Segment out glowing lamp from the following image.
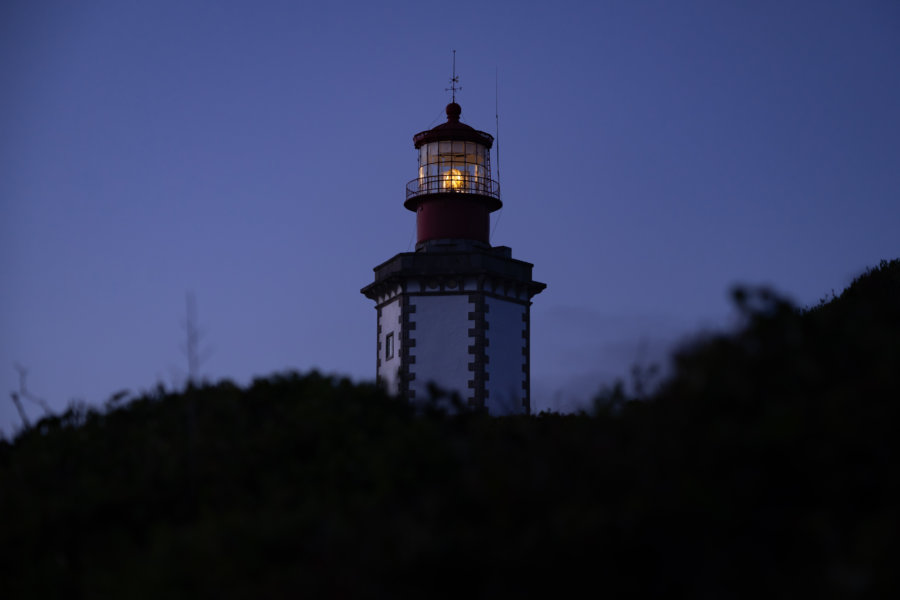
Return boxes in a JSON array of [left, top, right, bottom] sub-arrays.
[[443, 168, 466, 191]]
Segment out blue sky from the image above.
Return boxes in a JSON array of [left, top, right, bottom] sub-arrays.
[[2, 0, 899, 432]]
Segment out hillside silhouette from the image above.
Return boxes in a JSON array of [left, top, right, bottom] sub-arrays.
[[2, 259, 898, 598]]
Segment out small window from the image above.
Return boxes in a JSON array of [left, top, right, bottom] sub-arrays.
[[385, 332, 394, 360]]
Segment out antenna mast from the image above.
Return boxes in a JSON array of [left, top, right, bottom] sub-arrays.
[[491, 68, 504, 242], [446, 50, 461, 102], [495, 67, 501, 190]]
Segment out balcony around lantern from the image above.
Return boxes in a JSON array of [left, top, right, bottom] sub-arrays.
[[406, 173, 501, 203]]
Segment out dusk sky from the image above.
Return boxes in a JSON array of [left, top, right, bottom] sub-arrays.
[[2, 1, 898, 433]]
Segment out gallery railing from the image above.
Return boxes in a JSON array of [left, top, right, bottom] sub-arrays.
[[406, 175, 500, 201]]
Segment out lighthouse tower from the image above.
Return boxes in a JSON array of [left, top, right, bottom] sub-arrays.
[[361, 98, 545, 415]]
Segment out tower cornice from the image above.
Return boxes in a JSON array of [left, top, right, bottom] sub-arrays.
[[361, 248, 546, 302]]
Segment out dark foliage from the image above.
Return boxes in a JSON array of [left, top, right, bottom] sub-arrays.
[[1, 260, 898, 598]]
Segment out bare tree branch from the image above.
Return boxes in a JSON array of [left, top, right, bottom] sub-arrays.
[[13, 363, 52, 414], [9, 392, 30, 430], [181, 292, 212, 388]]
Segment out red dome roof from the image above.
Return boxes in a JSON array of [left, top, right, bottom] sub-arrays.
[[412, 103, 494, 149]]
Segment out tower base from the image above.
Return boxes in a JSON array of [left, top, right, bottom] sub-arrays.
[[361, 244, 545, 415]]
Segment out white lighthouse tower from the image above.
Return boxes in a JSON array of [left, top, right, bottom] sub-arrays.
[[361, 96, 545, 415]]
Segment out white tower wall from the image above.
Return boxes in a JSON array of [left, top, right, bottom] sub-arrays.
[[408, 295, 474, 403], [485, 296, 528, 414], [376, 295, 403, 395]]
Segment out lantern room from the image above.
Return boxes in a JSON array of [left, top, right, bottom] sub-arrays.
[[404, 102, 501, 246], [416, 139, 490, 195]]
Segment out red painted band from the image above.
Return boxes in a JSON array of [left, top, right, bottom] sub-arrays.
[[416, 197, 490, 244]]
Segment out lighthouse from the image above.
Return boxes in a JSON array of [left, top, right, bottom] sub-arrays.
[[361, 97, 545, 415]]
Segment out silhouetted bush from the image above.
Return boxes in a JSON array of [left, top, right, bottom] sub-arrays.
[[1, 260, 897, 598]]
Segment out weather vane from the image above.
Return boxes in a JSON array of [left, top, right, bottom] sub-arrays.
[[446, 49, 461, 103]]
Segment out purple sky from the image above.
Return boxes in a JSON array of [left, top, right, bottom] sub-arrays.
[[2, 1, 899, 432]]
